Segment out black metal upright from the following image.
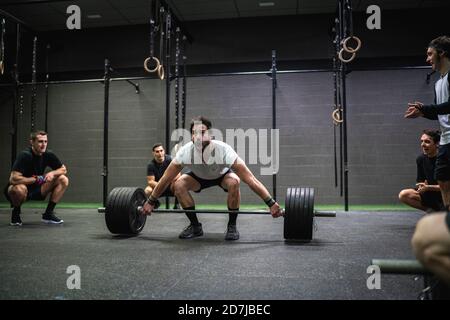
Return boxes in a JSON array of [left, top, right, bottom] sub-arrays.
[[332, 17, 340, 191], [164, 12, 171, 154], [102, 58, 111, 207], [271, 50, 277, 201], [181, 35, 187, 130], [30, 36, 37, 132], [164, 12, 172, 209], [336, 13, 344, 198], [338, 0, 349, 211], [174, 27, 180, 130], [11, 23, 20, 168], [44, 44, 50, 133], [332, 56, 338, 189], [341, 67, 349, 211], [343, 5, 349, 212]]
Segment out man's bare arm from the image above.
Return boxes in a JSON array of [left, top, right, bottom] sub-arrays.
[[231, 158, 282, 217], [150, 162, 183, 199], [231, 158, 271, 200], [147, 176, 157, 189], [9, 171, 36, 185]]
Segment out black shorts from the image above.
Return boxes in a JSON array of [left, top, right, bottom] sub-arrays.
[[435, 143, 450, 181], [27, 186, 45, 201], [3, 184, 45, 203], [420, 191, 444, 211], [185, 170, 231, 193]]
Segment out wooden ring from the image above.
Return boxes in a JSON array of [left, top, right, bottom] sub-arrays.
[[332, 109, 343, 124], [158, 64, 165, 80], [342, 36, 361, 54], [338, 48, 356, 63], [144, 56, 160, 73]]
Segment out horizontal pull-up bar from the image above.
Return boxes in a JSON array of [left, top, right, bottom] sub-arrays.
[[1, 65, 432, 87], [108, 66, 140, 94]]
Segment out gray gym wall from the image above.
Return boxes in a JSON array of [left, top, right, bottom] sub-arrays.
[[0, 8, 444, 205], [0, 68, 437, 205]]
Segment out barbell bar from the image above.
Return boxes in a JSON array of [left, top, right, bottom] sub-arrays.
[[370, 259, 430, 275], [99, 186, 336, 241], [98, 207, 335, 217]]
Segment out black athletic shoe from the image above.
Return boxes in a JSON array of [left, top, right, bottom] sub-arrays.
[[225, 224, 239, 241], [42, 212, 64, 224], [10, 212, 22, 226], [179, 223, 203, 239]]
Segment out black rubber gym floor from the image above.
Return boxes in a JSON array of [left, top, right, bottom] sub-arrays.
[[0, 208, 424, 300]]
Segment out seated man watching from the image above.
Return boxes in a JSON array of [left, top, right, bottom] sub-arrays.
[[145, 143, 180, 207], [4, 130, 69, 226], [399, 129, 443, 212], [141, 116, 283, 241]]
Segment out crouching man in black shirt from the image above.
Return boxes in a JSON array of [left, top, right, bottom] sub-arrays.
[[399, 129, 444, 212], [4, 130, 69, 226], [145, 143, 180, 204]]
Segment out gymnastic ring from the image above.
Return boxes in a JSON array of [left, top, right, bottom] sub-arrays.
[[342, 36, 361, 54], [338, 48, 356, 63], [0, 61, 3, 75], [144, 56, 160, 73], [157, 64, 165, 80], [332, 109, 343, 124]]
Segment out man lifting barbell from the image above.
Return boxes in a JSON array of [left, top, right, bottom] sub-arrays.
[[141, 116, 283, 241]]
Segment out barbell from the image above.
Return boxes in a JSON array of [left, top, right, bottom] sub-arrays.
[[370, 259, 450, 300], [98, 186, 336, 242], [371, 259, 430, 275]]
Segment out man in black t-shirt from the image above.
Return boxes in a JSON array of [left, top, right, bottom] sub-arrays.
[[399, 129, 443, 212], [145, 143, 180, 200], [4, 130, 69, 226]]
